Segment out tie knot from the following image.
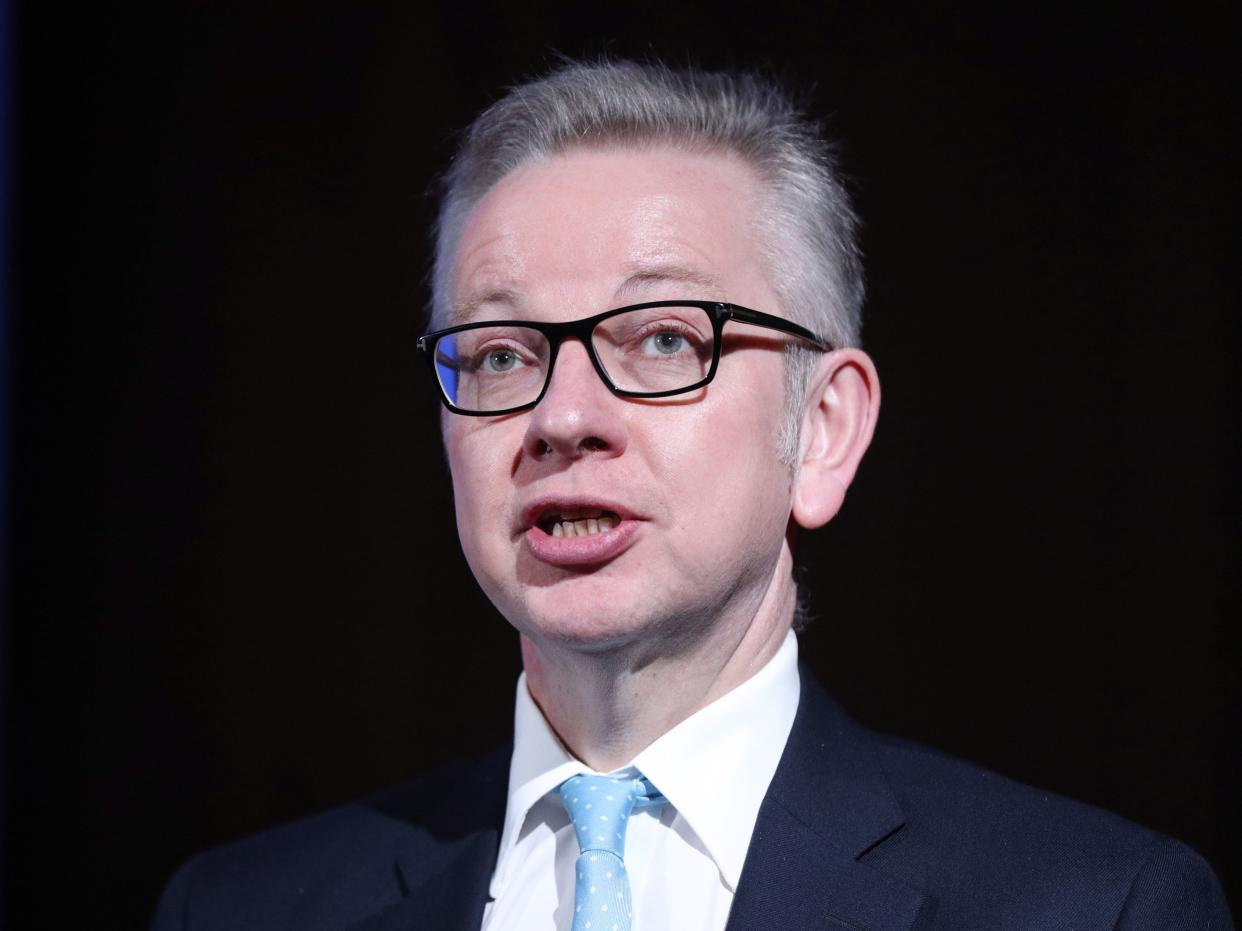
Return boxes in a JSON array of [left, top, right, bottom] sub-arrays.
[[557, 772, 664, 858]]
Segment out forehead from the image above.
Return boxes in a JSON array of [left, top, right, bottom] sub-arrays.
[[448, 145, 772, 324]]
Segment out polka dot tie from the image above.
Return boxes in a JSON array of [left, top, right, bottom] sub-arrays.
[[558, 772, 666, 931]]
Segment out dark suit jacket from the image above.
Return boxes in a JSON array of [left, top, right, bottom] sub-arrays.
[[152, 673, 1234, 930]]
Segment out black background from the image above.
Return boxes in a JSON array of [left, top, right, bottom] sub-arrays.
[[4, 2, 1237, 928]]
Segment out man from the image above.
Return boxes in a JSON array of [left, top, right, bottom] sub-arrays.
[[152, 60, 1232, 931]]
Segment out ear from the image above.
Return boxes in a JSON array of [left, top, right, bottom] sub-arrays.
[[791, 348, 880, 529]]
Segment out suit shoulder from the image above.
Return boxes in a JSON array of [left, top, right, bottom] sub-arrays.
[[151, 745, 509, 931], [1114, 834, 1235, 930], [187, 744, 506, 880], [858, 732, 1232, 928], [865, 729, 1168, 862], [868, 731, 1157, 846]]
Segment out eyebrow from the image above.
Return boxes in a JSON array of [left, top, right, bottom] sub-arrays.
[[614, 264, 724, 300], [448, 288, 520, 326], [446, 263, 724, 326]]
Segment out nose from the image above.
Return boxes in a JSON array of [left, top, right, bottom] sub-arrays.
[[523, 339, 628, 462]]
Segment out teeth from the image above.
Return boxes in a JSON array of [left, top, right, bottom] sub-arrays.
[[547, 514, 619, 537], [554, 507, 604, 521]]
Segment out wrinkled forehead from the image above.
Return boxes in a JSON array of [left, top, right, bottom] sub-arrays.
[[440, 145, 773, 327]]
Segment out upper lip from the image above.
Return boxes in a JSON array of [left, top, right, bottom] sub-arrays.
[[518, 495, 639, 534]]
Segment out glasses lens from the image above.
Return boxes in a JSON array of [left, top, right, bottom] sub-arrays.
[[592, 305, 716, 394], [433, 325, 551, 412]]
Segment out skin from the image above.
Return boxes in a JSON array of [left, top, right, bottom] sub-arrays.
[[443, 145, 879, 771]]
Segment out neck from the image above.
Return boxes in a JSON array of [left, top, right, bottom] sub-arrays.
[[520, 549, 797, 772]]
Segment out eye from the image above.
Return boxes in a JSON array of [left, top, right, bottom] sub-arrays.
[[482, 348, 522, 372], [642, 329, 690, 356]]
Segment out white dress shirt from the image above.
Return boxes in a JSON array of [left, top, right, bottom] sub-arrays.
[[480, 631, 801, 931]]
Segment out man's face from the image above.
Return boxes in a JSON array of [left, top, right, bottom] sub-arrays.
[[443, 146, 799, 651]]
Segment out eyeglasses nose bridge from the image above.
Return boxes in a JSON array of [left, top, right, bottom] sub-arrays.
[[540, 329, 613, 399]]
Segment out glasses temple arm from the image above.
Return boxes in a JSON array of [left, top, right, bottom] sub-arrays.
[[723, 304, 832, 350]]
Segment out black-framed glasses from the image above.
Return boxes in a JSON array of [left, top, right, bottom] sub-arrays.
[[416, 300, 831, 416]]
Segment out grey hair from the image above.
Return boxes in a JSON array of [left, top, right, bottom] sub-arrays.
[[431, 59, 865, 463]]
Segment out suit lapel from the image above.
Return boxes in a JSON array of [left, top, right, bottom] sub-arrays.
[[726, 673, 936, 931], [344, 674, 934, 931], [348, 830, 499, 931], [348, 744, 510, 931]]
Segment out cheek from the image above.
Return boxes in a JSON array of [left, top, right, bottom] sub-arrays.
[[713, 372, 792, 533], [445, 425, 517, 559], [645, 382, 790, 549]]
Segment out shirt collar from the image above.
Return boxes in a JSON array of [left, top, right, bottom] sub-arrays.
[[490, 631, 801, 897]]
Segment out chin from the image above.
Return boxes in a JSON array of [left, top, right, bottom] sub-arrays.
[[515, 585, 726, 664], [521, 605, 647, 650], [504, 586, 667, 654]]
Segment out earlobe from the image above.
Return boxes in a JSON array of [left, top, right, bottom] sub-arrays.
[[790, 349, 880, 530], [792, 469, 848, 529]]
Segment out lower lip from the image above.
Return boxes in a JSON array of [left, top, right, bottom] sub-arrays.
[[523, 519, 641, 567]]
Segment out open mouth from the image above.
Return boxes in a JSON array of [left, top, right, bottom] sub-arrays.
[[521, 499, 640, 566], [537, 507, 621, 538]]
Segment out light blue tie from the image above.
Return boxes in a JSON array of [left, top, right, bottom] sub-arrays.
[[558, 772, 666, 931]]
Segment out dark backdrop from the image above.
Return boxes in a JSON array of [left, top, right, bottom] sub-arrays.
[[5, 2, 1237, 928]]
